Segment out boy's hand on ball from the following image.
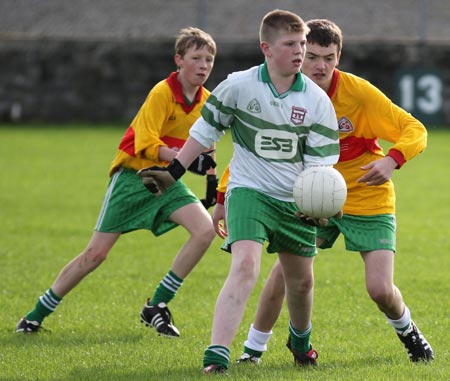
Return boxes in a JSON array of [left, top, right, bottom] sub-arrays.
[[295, 212, 329, 227], [334, 210, 343, 219], [295, 210, 343, 227]]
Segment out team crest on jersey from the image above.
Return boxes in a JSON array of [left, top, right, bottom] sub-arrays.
[[247, 98, 261, 113], [291, 106, 307, 125], [338, 117, 354, 132]]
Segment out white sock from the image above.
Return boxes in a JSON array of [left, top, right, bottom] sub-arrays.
[[386, 305, 411, 333], [244, 324, 273, 352]]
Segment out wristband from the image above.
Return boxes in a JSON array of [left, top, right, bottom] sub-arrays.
[[216, 191, 226, 205], [167, 158, 186, 180], [387, 149, 405, 169]]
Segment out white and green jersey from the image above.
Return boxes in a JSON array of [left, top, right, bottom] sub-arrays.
[[190, 63, 339, 201]]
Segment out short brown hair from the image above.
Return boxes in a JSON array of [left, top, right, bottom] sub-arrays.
[[260, 9, 308, 43], [306, 19, 343, 52], [175, 27, 217, 57]]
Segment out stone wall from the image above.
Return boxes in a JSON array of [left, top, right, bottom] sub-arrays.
[[0, 38, 449, 126]]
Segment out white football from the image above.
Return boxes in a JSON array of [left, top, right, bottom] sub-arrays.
[[293, 166, 347, 218]]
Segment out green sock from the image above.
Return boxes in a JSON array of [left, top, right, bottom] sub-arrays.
[[289, 321, 312, 353], [26, 288, 62, 324], [203, 345, 230, 368], [244, 346, 263, 358], [149, 270, 183, 305]]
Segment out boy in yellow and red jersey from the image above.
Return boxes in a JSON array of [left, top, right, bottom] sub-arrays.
[[16, 27, 218, 337], [213, 19, 433, 364]]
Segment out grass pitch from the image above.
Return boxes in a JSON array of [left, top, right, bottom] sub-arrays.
[[0, 125, 449, 380]]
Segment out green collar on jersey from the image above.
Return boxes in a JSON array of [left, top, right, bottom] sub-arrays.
[[259, 62, 306, 96]]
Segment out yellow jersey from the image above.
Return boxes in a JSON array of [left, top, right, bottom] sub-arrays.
[[109, 72, 210, 176], [218, 69, 427, 215]]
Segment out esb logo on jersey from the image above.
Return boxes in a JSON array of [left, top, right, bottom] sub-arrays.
[[291, 106, 307, 125], [255, 129, 298, 160]]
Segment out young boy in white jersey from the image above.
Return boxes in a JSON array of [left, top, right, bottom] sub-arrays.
[[137, 10, 340, 373], [233, 19, 434, 365]]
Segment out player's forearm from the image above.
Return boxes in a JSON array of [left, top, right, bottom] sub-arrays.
[[157, 145, 178, 163], [176, 137, 210, 169]]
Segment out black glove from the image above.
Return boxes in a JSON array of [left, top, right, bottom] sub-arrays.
[[188, 151, 217, 175], [201, 175, 219, 209], [137, 158, 186, 195]]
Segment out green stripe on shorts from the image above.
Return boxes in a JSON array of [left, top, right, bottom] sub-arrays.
[[225, 187, 317, 256], [95, 168, 199, 236]]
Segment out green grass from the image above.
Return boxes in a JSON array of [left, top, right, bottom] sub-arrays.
[[0, 125, 449, 380]]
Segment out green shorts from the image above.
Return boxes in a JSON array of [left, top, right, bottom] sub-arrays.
[[224, 187, 317, 257], [95, 167, 199, 236], [317, 214, 396, 252]]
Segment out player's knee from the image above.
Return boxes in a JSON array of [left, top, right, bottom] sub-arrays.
[[192, 220, 216, 243], [235, 256, 260, 282], [367, 284, 394, 306], [288, 275, 313, 296], [300, 276, 314, 293]]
